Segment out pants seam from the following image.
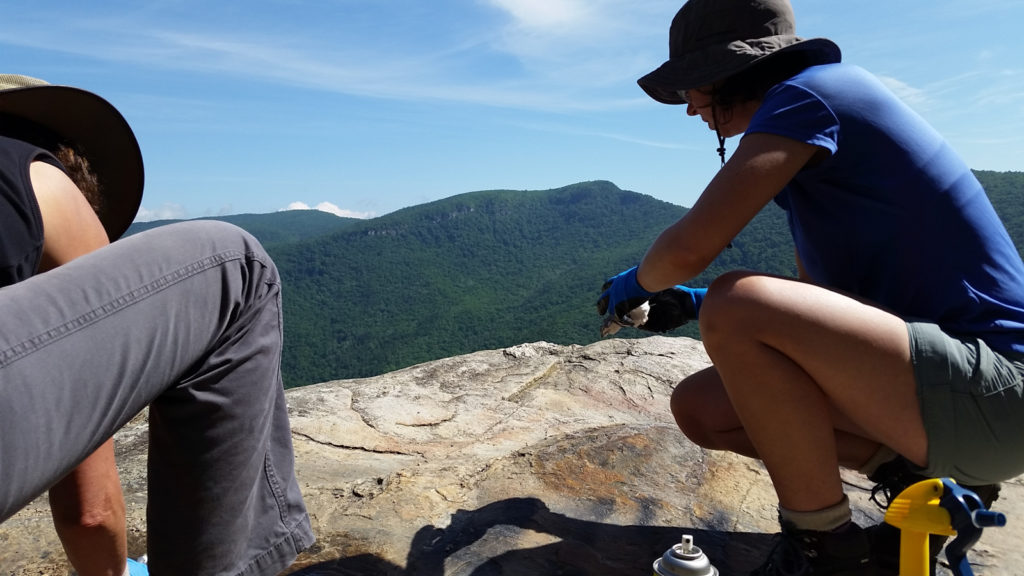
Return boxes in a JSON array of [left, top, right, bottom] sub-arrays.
[[0, 249, 247, 368]]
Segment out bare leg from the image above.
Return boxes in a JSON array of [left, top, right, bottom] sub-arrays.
[[672, 367, 885, 469], [671, 367, 758, 458], [694, 271, 926, 512]]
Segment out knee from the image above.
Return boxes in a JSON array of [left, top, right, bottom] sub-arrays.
[[165, 221, 282, 342], [699, 271, 776, 346], [179, 220, 269, 257], [178, 220, 279, 285], [670, 379, 718, 449]]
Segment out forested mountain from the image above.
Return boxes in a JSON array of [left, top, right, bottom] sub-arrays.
[[269, 181, 798, 386], [977, 170, 1024, 258], [130, 172, 1024, 388], [126, 210, 360, 246]]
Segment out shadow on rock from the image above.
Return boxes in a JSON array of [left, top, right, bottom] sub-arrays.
[[291, 497, 776, 575]]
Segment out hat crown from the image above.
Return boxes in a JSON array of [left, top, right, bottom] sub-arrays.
[[0, 74, 50, 92], [669, 0, 797, 59], [636, 0, 838, 105], [0, 74, 144, 240]]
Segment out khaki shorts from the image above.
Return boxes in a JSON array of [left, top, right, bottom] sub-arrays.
[[910, 321, 1024, 484]]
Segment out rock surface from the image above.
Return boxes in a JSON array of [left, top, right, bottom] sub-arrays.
[[2, 336, 1021, 575]]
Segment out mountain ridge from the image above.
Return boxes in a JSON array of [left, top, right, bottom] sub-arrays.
[[126, 172, 1024, 387]]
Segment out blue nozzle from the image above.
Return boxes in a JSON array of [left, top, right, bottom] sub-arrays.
[[939, 478, 1007, 576], [971, 509, 1006, 528]]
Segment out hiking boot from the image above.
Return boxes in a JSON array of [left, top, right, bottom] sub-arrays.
[[751, 520, 873, 575], [864, 457, 1001, 576], [867, 522, 943, 576]]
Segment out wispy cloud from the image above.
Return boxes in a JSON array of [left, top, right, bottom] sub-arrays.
[[484, 0, 594, 31], [877, 75, 931, 110], [480, 0, 673, 85], [135, 203, 187, 222], [928, 0, 1024, 19], [2, 2, 673, 113], [284, 202, 374, 219], [511, 117, 692, 150]]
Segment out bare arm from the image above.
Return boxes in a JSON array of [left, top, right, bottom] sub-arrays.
[[48, 439, 127, 576], [32, 160, 127, 576], [32, 161, 110, 271], [635, 132, 823, 291]]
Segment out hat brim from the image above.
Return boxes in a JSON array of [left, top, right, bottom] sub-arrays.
[[638, 37, 841, 105], [0, 84, 144, 241]]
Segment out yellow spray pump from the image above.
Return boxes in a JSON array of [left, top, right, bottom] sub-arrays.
[[884, 478, 1005, 576]]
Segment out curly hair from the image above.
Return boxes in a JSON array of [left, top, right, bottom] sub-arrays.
[[53, 145, 103, 217]]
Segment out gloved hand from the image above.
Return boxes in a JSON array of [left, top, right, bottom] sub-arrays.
[[596, 266, 655, 324], [127, 557, 149, 576], [639, 285, 707, 333]]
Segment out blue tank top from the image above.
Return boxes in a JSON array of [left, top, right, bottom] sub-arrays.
[[747, 63, 1024, 355]]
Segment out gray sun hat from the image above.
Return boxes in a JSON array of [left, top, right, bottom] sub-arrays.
[[0, 74, 144, 241], [638, 0, 841, 105]]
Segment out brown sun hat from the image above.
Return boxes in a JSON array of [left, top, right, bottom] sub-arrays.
[[0, 74, 144, 241], [638, 0, 841, 105]]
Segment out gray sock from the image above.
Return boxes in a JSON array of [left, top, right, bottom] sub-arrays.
[[780, 494, 852, 532]]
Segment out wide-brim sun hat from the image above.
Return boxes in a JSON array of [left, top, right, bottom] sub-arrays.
[[638, 0, 841, 105], [0, 74, 144, 241]]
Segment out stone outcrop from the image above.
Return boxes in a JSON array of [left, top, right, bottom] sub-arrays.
[[2, 337, 1021, 575]]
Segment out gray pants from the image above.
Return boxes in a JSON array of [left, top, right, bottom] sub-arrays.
[[0, 220, 314, 575]]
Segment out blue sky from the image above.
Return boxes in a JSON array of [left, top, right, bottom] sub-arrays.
[[4, 0, 1023, 221]]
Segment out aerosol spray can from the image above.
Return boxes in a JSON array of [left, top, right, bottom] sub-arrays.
[[653, 534, 718, 576]]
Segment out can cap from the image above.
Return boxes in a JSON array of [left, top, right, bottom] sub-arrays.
[[652, 535, 718, 576]]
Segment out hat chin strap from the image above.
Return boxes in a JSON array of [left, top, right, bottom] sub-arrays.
[[712, 103, 733, 248], [712, 102, 726, 168]]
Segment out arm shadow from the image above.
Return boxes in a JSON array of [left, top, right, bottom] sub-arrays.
[[290, 496, 777, 575]]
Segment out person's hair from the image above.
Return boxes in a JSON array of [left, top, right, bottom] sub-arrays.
[[0, 114, 104, 216], [53, 145, 103, 216], [708, 50, 820, 124]]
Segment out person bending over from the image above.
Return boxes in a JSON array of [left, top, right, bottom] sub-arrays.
[[0, 74, 314, 576]]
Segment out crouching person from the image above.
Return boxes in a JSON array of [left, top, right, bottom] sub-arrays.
[[598, 1, 1024, 574]]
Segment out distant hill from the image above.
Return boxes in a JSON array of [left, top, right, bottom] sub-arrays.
[[126, 210, 360, 247], [130, 173, 1024, 388], [269, 181, 804, 386], [977, 170, 1024, 258]]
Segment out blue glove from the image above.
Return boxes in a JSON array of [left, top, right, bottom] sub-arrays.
[[639, 285, 706, 333], [127, 557, 149, 576], [597, 267, 656, 323]]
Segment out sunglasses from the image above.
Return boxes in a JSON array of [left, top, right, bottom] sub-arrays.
[[677, 87, 714, 106]]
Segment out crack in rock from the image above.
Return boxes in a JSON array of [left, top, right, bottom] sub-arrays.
[[292, 430, 422, 457]]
